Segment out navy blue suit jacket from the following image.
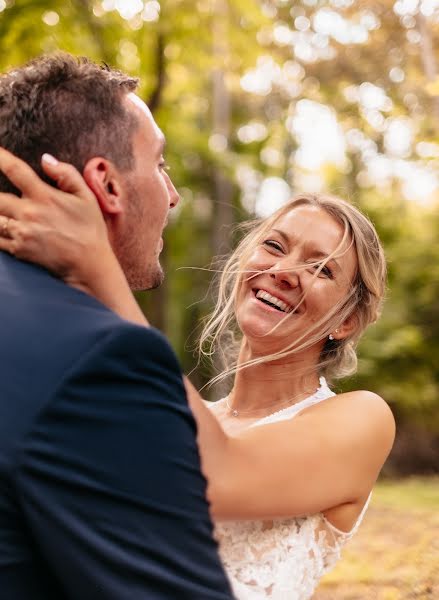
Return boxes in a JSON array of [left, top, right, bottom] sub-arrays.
[[0, 254, 233, 599]]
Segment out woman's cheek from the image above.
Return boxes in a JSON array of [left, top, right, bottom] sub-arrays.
[[244, 250, 261, 268], [245, 249, 273, 272]]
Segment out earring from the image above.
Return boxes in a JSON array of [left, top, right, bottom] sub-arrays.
[[328, 334, 334, 341]]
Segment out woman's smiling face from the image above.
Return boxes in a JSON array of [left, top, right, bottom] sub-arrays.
[[235, 205, 358, 354]]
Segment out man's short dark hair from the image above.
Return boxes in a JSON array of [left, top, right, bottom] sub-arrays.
[[0, 53, 139, 193]]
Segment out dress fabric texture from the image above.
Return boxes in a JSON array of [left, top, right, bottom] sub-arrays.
[[210, 378, 371, 600]]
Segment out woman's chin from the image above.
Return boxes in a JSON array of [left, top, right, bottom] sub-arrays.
[[238, 308, 298, 339], [239, 319, 290, 351], [237, 314, 315, 360]]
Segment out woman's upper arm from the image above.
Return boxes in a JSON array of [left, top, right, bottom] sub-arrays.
[[211, 391, 395, 520]]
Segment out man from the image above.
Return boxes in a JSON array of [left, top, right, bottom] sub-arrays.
[[0, 54, 233, 598]]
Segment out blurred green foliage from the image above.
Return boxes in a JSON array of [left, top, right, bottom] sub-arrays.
[[1, 0, 438, 469]]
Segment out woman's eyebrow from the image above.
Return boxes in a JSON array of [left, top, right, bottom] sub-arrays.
[[271, 228, 292, 244], [305, 247, 342, 270], [271, 228, 342, 270]]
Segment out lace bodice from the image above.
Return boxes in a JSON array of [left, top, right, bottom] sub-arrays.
[[209, 378, 371, 600]]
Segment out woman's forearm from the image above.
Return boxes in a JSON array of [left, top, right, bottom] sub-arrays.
[[183, 378, 231, 510]]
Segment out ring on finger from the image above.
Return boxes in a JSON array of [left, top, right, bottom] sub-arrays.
[[0, 217, 12, 238]]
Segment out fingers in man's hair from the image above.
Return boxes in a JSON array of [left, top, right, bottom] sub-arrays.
[[41, 154, 94, 199], [42, 153, 58, 166], [0, 147, 48, 197]]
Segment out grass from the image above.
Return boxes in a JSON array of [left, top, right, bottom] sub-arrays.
[[313, 477, 439, 599]]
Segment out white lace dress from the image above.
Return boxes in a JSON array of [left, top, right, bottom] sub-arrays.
[[209, 378, 371, 600]]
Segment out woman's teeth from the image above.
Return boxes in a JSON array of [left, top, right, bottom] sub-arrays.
[[256, 290, 290, 313]]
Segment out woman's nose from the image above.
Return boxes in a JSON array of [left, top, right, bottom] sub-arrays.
[[269, 259, 300, 288]]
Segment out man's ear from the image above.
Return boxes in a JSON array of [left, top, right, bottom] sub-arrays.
[[83, 157, 124, 217]]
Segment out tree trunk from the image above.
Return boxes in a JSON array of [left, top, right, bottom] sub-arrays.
[[209, 0, 235, 396], [211, 0, 234, 258], [417, 13, 439, 122]]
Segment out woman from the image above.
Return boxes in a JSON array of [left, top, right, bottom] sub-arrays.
[[0, 152, 395, 599]]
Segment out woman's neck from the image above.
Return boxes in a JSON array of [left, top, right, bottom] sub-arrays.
[[228, 345, 321, 415]]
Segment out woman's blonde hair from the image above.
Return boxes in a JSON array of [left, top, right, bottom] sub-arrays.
[[199, 193, 387, 386]]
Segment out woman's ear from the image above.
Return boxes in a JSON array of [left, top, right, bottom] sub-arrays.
[[334, 313, 359, 341], [83, 157, 124, 216]]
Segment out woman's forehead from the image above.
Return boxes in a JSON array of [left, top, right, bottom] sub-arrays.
[[271, 205, 344, 244]]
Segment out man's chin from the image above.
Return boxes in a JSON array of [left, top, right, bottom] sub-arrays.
[[129, 267, 164, 292], [148, 270, 164, 290]]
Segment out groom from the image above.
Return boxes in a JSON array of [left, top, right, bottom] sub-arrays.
[[0, 55, 233, 598]]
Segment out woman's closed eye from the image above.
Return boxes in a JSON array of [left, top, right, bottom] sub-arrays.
[[311, 262, 334, 279], [263, 239, 284, 253]]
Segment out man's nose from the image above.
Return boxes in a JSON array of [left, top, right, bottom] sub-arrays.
[[166, 174, 180, 208]]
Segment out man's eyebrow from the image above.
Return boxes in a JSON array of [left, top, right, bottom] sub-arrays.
[[156, 136, 166, 156]]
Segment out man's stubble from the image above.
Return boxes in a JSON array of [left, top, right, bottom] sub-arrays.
[[114, 180, 164, 292]]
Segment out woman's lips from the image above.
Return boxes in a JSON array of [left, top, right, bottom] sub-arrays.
[[250, 288, 302, 315]]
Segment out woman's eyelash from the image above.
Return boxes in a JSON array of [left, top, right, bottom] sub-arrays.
[[314, 263, 333, 278], [263, 240, 283, 251]]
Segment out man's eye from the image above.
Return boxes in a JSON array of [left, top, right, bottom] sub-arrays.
[[263, 240, 283, 252], [159, 160, 170, 171]]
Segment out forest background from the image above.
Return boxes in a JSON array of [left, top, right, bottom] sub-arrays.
[[1, 0, 438, 475]]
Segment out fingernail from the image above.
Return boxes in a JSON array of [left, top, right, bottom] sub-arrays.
[[42, 153, 59, 166]]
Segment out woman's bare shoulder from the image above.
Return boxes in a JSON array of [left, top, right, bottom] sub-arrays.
[[301, 389, 395, 465], [332, 389, 395, 431], [306, 388, 393, 422]]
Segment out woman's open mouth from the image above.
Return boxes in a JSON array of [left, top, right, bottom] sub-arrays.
[[254, 289, 292, 313]]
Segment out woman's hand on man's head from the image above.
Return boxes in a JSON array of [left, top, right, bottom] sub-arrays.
[[0, 147, 148, 327], [0, 147, 113, 289]]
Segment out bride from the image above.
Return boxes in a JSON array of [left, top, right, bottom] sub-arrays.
[[0, 149, 395, 599]]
